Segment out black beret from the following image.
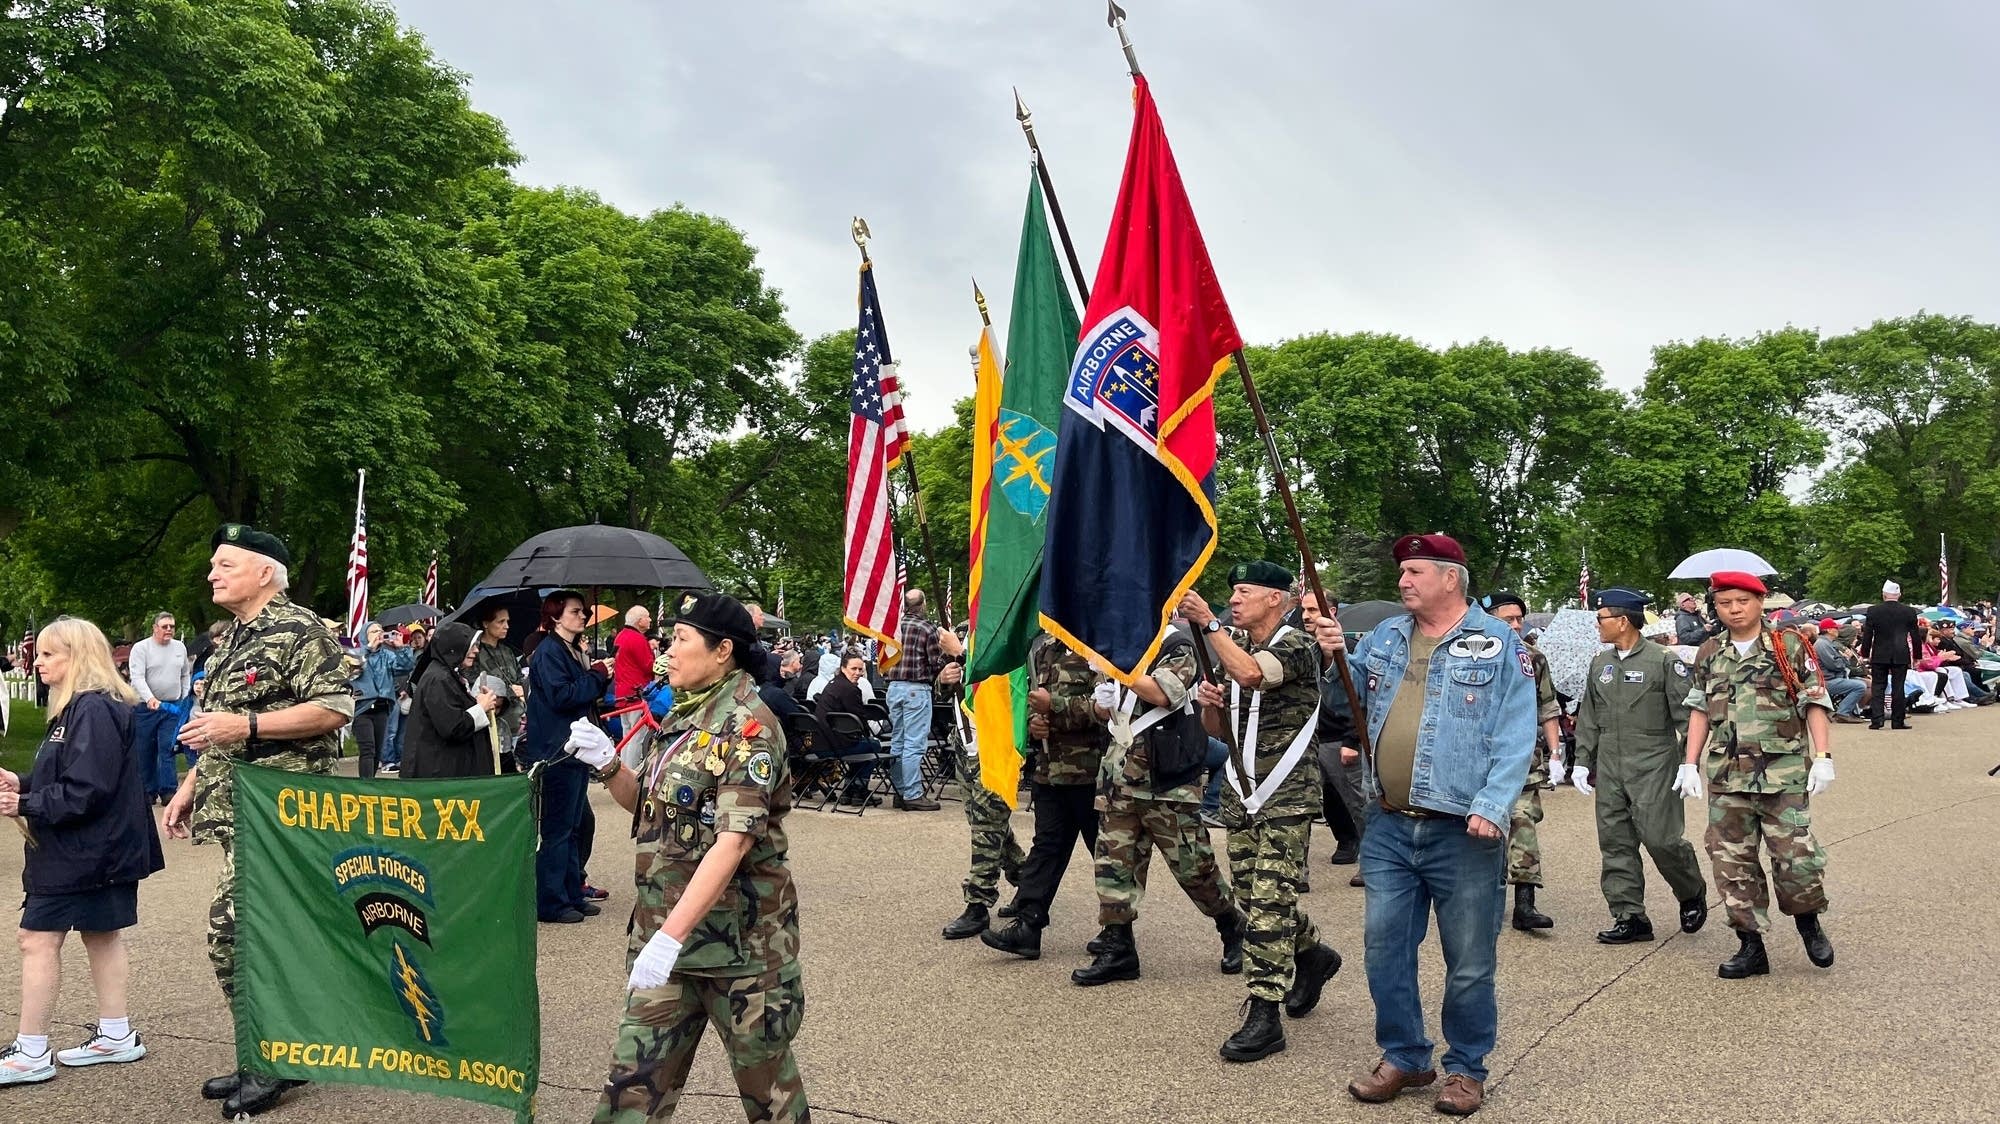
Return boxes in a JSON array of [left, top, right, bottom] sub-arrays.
[[673, 592, 758, 649], [1482, 591, 1528, 615], [211, 523, 291, 566], [1227, 560, 1294, 592]]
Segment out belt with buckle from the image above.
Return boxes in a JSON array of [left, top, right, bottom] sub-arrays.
[[1379, 798, 1456, 821]]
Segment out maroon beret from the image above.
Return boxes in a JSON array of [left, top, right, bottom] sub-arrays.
[[1392, 533, 1467, 567], [1708, 570, 1768, 596]]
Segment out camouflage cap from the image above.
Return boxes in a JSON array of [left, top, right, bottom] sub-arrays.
[[1227, 560, 1293, 591], [211, 523, 290, 566]]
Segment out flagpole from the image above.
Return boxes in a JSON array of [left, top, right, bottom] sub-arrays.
[[1099, 0, 1370, 755], [852, 218, 950, 616], [1013, 90, 1093, 304]]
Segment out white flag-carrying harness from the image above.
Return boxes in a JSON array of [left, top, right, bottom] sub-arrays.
[[1220, 625, 1319, 816]]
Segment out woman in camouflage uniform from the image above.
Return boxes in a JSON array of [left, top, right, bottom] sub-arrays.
[[566, 593, 807, 1123]]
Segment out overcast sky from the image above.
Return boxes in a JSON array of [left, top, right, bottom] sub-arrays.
[[394, 1, 2000, 432]]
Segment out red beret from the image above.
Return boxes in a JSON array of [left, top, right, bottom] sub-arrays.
[[1392, 533, 1467, 567], [1708, 570, 1768, 595]]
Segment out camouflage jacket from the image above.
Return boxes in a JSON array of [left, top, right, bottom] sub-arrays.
[[1684, 628, 1832, 794], [632, 669, 798, 978], [192, 593, 354, 845], [1522, 644, 1561, 785], [1098, 636, 1201, 804], [1029, 635, 1110, 786], [1217, 624, 1322, 822]]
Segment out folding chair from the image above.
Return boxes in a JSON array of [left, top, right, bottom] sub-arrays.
[[821, 711, 892, 816], [779, 711, 845, 812]]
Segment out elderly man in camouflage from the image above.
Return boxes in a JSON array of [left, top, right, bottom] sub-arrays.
[[1678, 570, 1838, 980], [163, 524, 354, 1119], [1478, 592, 1565, 932], [1178, 561, 1343, 1065], [1070, 623, 1247, 986]]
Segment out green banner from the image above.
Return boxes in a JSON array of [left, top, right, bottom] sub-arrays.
[[233, 763, 540, 1121]]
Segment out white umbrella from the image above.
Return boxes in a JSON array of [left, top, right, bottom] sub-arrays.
[[1668, 547, 1779, 580], [1535, 608, 1607, 699]]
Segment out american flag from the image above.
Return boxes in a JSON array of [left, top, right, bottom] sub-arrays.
[[1578, 551, 1591, 609], [843, 265, 905, 667], [424, 553, 439, 609], [345, 471, 369, 641], [1940, 533, 1950, 606], [775, 579, 785, 622]]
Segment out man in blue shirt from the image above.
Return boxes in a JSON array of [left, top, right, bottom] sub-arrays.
[[1343, 533, 1536, 1118]]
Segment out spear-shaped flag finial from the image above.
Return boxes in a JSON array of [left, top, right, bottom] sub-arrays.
[[972, 277, 992, 327], [1107, 0, 1141, 75], [1013, 85, 1039, 155]]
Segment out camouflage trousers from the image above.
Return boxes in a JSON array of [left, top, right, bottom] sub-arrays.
[[1093, 789, 1233, 927], [209, 836, 239, 999], [958, 751, 1025, 907], [1225, 815, 1321, 1003], [1704, 791, 1829, 934], [1506, 786, 1544, 887], [595, 964, 809, 1123]]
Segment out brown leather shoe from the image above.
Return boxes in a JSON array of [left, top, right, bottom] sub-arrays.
[[1349, 872, 1366, 888], [1435, 1073, 1484, 1115], [1348, 1058, 1437, 1103]]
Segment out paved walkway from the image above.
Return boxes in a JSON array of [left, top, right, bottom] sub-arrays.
[[2, 713, 1996, 1122]]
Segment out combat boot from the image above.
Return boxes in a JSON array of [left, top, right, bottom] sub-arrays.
[[941, 903, 989, 940], [201, 1072, 242, 1100], [1283, 943, 1342, 1018], [1216, 908, 1247, 975], [1086, 925, 1117, 955], [1796, 912, 1835, 967], [1678, 894, 1709, 934], [996, 891, 1022, 919], [1071, 923, 1140, 986], [1717, 930, 1769, 979], [1511, 884, 1553, 931], [979, 916, 1042, 960], [1218, 998, 1285, 1063], [221, 1073, 306, 1117]]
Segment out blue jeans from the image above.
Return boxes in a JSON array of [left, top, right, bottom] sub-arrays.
[[1200, 736, 1229, 815], [1360, 805, 1507, 1082], [884, 682, 932, 800], [838, 736, 881, 791], [536, 757, 588, 919], [132, 703, 191, 797], [1824, 676, 1867, 717], [382, 702, 406, 766]]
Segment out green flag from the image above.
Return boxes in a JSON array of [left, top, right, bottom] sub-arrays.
[[966, 168, 1081, 682], [233, 764, 540, 1122]]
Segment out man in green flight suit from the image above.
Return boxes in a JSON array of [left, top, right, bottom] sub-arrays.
[[1478, 593, 1566, 932], [1681, 570, 1837, 979], [1179, 561, 1342, 1064], [1569, 587, 1710, 944]]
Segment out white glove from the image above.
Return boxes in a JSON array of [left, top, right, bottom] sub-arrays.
[[1571, 768, 1594, 796], [1671, 763, 1705, 800], [626, 928, 682, 991], [563, 717, 616, 770], [1546, 756, 1568, 787], [1806, 757, 1835, 796], [1091, 681, 1119, 713]]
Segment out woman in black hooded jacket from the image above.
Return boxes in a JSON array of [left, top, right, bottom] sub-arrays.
[[401, 622, 501, 779]]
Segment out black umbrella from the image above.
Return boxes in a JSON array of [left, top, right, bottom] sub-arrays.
[[1335, 599, 1405, 634], [440, 587, 548, 650], [374, 603, 441, 628], [470, 525, 710, 591]]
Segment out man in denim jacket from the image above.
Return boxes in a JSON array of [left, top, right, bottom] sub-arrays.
[[1343, 533, 1537, 1118]]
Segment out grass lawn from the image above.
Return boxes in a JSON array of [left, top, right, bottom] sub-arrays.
[[2, 694, 47, 774]]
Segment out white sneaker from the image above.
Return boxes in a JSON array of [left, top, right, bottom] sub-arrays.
[[56, 1028, 145, 1067], [0, 1042, 55, 1084]]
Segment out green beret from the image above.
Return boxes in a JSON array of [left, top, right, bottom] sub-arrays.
[[1227, 560, 1293, 592], [211, 523, 291, 566]]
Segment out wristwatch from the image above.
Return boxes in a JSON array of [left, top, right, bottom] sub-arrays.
[[247, 712, 259, 741], [1203, 618, 1222, 635], [592, 758, 622, 784]]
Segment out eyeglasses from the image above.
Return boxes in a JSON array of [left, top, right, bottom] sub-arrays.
[[1594, 613, 1622, 621]]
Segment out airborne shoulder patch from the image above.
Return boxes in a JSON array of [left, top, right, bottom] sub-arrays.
[[1517, 649, 1535, 678], [744, 751, 774, 787]]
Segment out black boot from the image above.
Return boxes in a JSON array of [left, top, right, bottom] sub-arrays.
[[1218, 998, 1286, 1063], [1329, 839, 1359, 865], [201, 1072, 242, 1101], [222, 1073, 306, 1118], [941, 903, 989, 940], [1071, 923, 1140, 986], [1595, 915, 1655, 944], [1086, 925, 1117, 955], [1283, 943, 1342, 1018], [996, 891, 1022, 919], [1717, 930, 1769, 979], [1678, 895, 1709, 934], [1795, 912, 1834, 968], [1216, 909, 1247, 975], [979, 916, 1042, 960], [1511, 884, 1553, 931]]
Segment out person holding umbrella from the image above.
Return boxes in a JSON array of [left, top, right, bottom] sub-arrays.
[[564, 593, 806, 1122], [524, 590, 611, 924]]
